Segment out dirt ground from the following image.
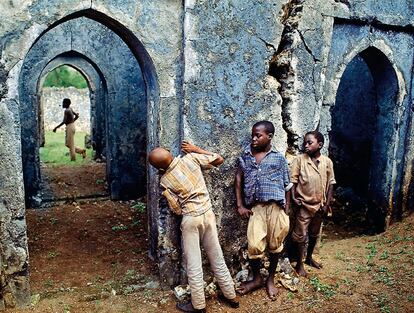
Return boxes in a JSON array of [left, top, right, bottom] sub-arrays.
[[40, 163, 107, 201], [7, 164, 414, 312]]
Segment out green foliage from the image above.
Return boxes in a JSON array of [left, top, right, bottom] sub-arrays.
[[379, 250, 389, 260], [43, 65, 88, 89], [112, 224, 128, 231], [366, 243, 378, 263], [132, 202, 146, 213], [40, 131, 92, 166], [47, 251, 60, 259], [335, 251, 347, 261], [373, 294, 391, 313], [309, 277, 336, 298]]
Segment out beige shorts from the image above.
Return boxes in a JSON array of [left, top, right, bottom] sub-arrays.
[[65, 122, 75, 148], [247, 202, 290, 259]]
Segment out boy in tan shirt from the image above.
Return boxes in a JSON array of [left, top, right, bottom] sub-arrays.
[[291, 131, 336, 277]]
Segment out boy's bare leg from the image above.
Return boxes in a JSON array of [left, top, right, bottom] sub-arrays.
[[305, 236, 322, 269], [237, 259, 263, 294], [266, 253, 280, 300], [295, 243, 307, 277]]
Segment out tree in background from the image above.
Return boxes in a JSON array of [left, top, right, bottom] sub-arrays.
[[43, 65, 88, 89]]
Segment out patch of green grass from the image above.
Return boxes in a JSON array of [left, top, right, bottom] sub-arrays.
[[374, 273, 394, 287], [47, 251, 60, 259], [44, 279, 54, 288], [63, 303, 71, 313], [309, 277, 336, 298], [287, 291, 294, 300], [366, 243, 377, 263], [131, 202, 146, 214], [112, 224, 128, 231], [335, 251, 347, 261], [355, 264, 371, 273], [379, 250, 389, 260], [40, 131, 92, 166], [373, 293, 391, 313]]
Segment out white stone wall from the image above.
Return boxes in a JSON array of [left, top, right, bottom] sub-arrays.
[[41, 87, 90, 133]]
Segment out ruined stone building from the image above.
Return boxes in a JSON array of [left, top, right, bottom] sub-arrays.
[[0, 0, 413, 308]]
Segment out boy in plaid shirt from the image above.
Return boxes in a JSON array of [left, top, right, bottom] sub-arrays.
[[149, 141, 238, 313], [235, 121, 291, 300]]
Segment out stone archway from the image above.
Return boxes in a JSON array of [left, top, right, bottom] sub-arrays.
[[18, 13, 156, 207], [0, 9, 160, 308], [38, 52, 108, 163], [329, 47, 400, 232]]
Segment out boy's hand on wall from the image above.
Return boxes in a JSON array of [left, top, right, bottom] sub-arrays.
[[237, 205, 253, 219], [181, 141, 199, 154]]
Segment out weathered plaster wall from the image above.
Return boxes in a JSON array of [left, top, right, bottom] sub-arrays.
[[41, 87, 90, 132], [182, 0, 287, 266], [0, 0, 414, 308]]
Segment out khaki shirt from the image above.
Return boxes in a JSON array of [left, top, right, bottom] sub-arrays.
[[160, 153, 219, 216], [290, 154, 336, 215]]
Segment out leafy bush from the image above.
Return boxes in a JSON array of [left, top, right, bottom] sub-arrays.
[[43, 65, 88, 89]]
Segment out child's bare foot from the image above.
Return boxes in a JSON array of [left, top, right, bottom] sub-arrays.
[[295, 263, 308, 277], [305, 257, 322, 269], [237, 277, 263, 295], [265, 277, 280, 301]]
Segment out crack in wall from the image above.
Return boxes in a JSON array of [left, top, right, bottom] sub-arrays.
[[269, 0, 304, 152], [297, 29, 321, 62]]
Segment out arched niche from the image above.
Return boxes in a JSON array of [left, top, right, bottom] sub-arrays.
[[329, 46, 399, 232]]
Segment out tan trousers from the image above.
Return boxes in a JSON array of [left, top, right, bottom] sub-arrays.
[[181, 209, 236, 310], [292, 206, 323, 243], [65, 123, 85, 161], [247, 202, 290, 259]]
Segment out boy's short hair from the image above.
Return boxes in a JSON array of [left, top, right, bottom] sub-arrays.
[[253, 120, 275, 135], [63, 98, 71, 106], [305, 130, 324, 144]]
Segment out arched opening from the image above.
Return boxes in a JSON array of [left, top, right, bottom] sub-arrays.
[[329, 47, 399, 233], [16, 9, 160, 299], [19, 14, 153, 207], [37, 63, 111, 202]]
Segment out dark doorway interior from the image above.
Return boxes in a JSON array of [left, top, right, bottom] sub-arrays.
[[329, 47, 399, 233]]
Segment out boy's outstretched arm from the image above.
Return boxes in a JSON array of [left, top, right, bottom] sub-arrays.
[[235, 168, 252, 219], [285, 189, 291, 215], [291, 183, 302, 206], [181, 141, 224, 166], [322, 184, 334, 214]]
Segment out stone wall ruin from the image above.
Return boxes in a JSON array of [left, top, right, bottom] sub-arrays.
[[0, 0, 413, 308]]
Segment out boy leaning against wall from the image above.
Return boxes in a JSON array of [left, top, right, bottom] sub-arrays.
[[148, 141, 239, 313]]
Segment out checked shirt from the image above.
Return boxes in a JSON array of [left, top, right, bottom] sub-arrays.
[[238, 146, 291, 207]]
